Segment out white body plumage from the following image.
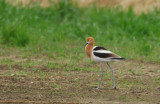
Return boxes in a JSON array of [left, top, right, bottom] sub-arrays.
[[91, 46, 124, 63]]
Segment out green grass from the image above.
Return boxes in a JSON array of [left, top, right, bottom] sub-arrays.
[[0, 0, 160, 63], [1, 23, 29, 46]]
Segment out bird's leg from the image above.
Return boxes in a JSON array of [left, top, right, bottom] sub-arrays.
[[96, 63, 104, 89], [107, 63, 116, 89]]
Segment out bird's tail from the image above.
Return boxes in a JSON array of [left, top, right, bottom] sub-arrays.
[[111, 57, 125, 61]]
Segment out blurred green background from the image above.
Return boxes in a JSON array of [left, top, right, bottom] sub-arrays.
[[0, 0, 160, 62]]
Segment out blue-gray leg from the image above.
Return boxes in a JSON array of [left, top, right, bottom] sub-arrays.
[[96, 63, 104, 89], [107, 63, 116, 89]]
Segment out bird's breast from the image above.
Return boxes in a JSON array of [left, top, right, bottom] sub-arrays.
[[85, 45, 93, 58]]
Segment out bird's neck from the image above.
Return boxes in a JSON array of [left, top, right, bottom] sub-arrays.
[[85, 44, 94, 58]]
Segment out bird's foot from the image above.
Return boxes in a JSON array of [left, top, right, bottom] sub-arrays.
[[96, 87, 100, 90], [113, 86, 116, 89]]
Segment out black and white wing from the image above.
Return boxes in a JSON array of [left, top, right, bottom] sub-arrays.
[[92, 46, 124, 62]]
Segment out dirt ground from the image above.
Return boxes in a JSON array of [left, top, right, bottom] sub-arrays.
[[0, 55, 160, 103]]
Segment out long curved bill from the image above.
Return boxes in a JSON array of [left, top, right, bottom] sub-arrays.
[[84, 42, 89, 47]]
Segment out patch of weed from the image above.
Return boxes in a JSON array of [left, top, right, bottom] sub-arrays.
[[1, 23, 29, 47]]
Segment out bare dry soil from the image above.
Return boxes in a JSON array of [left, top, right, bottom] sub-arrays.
[[0, 57, 160, 103]]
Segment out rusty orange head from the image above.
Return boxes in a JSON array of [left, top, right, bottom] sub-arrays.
[[85, 37, 95, 46]]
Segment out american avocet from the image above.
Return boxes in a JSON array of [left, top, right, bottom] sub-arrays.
[[85, 37, 124, 89]]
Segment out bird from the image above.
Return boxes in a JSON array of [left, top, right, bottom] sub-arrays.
[[85, 37, 125, 89]]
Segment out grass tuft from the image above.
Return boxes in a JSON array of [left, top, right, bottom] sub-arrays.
[[1, 23, 29, 47]]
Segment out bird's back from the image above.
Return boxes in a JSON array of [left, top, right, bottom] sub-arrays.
[[91, 46, 125, 62]]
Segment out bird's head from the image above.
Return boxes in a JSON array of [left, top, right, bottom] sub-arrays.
[[85, 37, 95, 47]]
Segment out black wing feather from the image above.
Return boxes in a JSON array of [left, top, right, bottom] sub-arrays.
[[93, 52, 114, 58], [93, 47, 107, 51], [93, 46, 125, 60], [110, 57, 125, 60]]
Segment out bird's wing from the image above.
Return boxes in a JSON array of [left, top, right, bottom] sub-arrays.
[[93, 46, 122, 59]]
